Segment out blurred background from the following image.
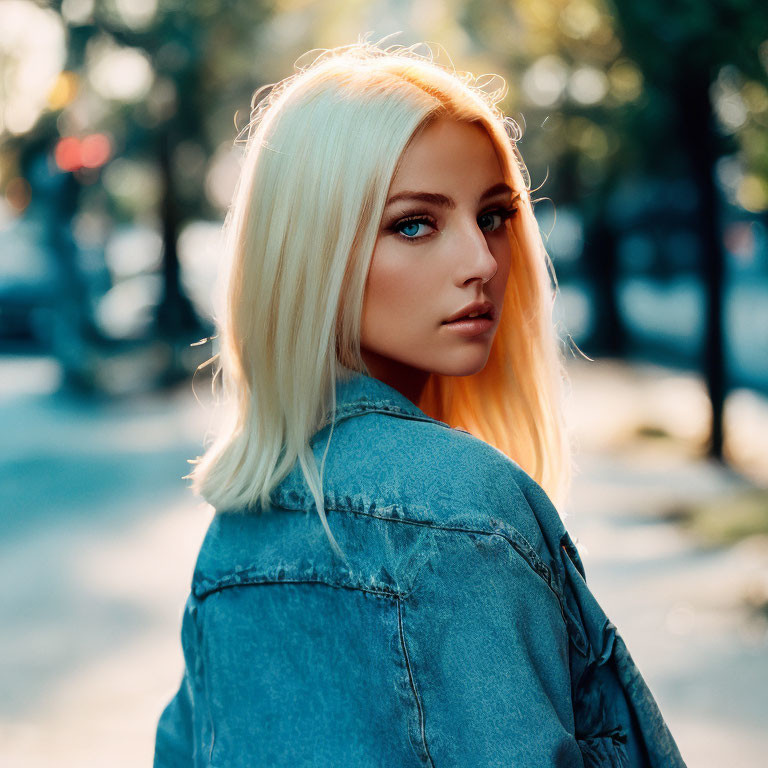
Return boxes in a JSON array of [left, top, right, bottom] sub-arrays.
[[1, 0, 767, 765]]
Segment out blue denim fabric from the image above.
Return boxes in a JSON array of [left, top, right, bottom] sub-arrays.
[[154, 371, 687, 767]]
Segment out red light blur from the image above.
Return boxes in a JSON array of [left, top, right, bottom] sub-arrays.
[[81, 134, 111, 168], [54, 134, 112, 172]]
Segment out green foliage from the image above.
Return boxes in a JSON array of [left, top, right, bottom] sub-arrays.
[[665, 487, 768, 547]]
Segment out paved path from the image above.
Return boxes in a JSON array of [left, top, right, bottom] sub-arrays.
[[1, 355, 766, 766], [562, 357, 768, 766], [566, 447, 768, 767]]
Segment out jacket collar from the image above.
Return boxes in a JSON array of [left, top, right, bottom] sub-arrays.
[[319, 367, 450, 431]]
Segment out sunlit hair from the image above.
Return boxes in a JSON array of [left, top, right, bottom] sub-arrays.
[[186, 35, 576, 559]]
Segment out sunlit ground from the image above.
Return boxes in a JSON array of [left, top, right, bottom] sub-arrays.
[[1, 354, 767, 767]]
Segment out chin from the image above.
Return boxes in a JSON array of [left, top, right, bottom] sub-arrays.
[[432, 353, 492, 378]]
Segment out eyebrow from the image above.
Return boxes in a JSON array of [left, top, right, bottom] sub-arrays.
[[385, 182, 519, 209]]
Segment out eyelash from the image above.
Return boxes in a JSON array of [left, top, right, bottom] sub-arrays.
[[389, 206, 519, 243]]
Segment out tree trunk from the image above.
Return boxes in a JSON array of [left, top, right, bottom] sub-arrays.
[[676, 66, 725, 460]]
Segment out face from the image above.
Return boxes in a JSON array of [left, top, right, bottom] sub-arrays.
[[360, 117, 518, 401]]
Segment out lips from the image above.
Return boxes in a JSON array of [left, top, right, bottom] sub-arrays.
[[441, 314, 495, 336], [443, 311, 492, 324], [442, 299, 496, 324]]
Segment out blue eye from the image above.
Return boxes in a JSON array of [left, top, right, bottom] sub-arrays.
[[479, 212, 502, 232], [479, 207, 518, 232], [394, 217, 435, 241], [389, 206, 518, 244]]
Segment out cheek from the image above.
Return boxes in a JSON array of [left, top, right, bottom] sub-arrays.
[[493, 230, 514, 284], [363, 244, 434, 329], [496, 246, 512, 286]]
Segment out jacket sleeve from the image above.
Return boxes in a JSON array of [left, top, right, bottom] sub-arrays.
[[400, 525, 584, 767], [153, 594, 206, 768]]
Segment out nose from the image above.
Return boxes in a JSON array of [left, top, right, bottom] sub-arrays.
[[452, 213, 499, 286]]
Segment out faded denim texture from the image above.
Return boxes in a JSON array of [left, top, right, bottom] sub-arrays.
[[154, 371, 687, 767]]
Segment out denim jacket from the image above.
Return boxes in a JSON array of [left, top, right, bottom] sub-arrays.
[[154, 371, 687, 767]]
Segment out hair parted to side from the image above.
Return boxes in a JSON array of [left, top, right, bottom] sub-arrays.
[[185, 34, 576, 561]]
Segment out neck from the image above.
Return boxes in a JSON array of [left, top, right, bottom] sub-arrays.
[[359, 351, 430, 407]]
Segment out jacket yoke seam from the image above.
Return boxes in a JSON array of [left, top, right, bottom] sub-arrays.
[[194, 575, 405, 601], [195, 510, 565, 615], [320, 503, 564, 607]]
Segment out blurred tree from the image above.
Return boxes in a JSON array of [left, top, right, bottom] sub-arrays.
[[2, 0, 275, 390], [462, 0, 768, 463], [607, 0, 768, 460], [60, 0, 275, 385]]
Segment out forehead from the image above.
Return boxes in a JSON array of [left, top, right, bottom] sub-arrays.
[[391, 118, 504, 190]]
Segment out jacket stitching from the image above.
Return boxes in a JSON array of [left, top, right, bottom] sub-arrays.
[[397, 527, 561, 603], [397, 596, 435, 768], [195, 575, 405, 601], [272, 499, 554, 577], [397, 527, 567, 621], [317, 401, 452, 431], [318, 504, 563, 604], [196, 504, 563, 605], [194, 526, 566, 623], [194, 580, 430, 765], [195, 599, 217, 763]]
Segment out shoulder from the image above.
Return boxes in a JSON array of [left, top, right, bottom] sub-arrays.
[[319, 411, 552, 542], [190, 413, 566, 605], [325, 411, 572, 590]]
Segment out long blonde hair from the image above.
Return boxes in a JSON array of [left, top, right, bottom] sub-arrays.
[[187, 38, 575, 559]]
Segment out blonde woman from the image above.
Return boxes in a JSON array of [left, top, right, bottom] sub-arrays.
[[153, 38, 686, 767]]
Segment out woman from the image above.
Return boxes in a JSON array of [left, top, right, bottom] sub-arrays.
[[153, 39, 687, 767]]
